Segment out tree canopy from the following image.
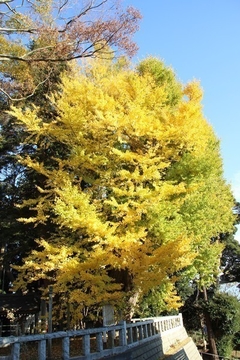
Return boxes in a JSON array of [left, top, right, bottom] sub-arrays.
[[0, 0, 141, 297], [0, 0, 141, 101], [8, 57, 235, 321]]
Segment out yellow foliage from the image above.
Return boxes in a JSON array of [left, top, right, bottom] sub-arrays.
[[10, 58, 235, 318]]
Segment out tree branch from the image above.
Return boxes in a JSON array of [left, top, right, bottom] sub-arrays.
[[0, 69, 53, 101], [60, 0, 107, 31], [0, 0, 141, 100], [0, 27, 37, 33]]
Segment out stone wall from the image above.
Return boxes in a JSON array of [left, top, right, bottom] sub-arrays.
[[102, 327, 202, 360], [102, 334, 163, 360]]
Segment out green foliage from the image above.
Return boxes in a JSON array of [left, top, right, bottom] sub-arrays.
[[206, 293, 240, 335], [135, 284, 181, 317], [204, 293, 240, 357], [137, 57, 182, 106], [216, 335, 234, 359], [8, 57, 235, 322], [221, 234, 240, 282]]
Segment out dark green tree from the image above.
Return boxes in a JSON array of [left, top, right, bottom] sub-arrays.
[[204, 292, 240, 358], [220, 226, 240, 283]]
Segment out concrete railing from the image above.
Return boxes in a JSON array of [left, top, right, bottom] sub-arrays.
[[0, 314, 183, 360], [132, 314, 183, 333]]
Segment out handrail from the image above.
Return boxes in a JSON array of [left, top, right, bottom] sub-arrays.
[[131, 313, 183, 333], [0, 314, 184, 360]]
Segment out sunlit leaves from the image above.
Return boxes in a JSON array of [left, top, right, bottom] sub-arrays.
[[10, 58, 235, 318]]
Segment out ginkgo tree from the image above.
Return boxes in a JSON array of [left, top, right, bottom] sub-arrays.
[[9, 57, 235, 322], [0, 1, 141, 288]]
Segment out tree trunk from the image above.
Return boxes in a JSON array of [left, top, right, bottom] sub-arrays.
[[203, 287, 219, 360], [127, 291, 140, 321]]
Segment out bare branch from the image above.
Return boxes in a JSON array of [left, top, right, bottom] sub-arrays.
[[0, 27, 37, 33], [61, 0, 107, 31], [0, 38, 113, 62], [0, 43, 63, 61], [0, 0, 20, 15], [0, 69, 53, 101], [58, 0, 68, 14], [0, 0, 28, 25], [0, 0, 141, 101]]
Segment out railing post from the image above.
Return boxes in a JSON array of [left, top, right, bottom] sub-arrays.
[[48, 286, 53, 359], [179, 313, 183, 327], [138, 324, 143, 340], [119, 321, 127, 346], [62, 336, 70, 360], [132, 326, 138, 342], [148, 322, 152, 337], [12, 343, 20, 360], [83, 334, 90, 355], [151, 322, 156, 335], [108, 330, 115, 349], [38, 339, 47, 360], [96, 332, 103, 352], [127, 327, 133, 344], [143, 323, 148, 338]]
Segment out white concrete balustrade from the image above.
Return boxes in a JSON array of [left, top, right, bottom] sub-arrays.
[[132, 314, 183, 333], [0, 314, 193, 360]]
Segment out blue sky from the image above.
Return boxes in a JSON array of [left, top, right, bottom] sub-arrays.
[[124, 0, 240, 202]]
